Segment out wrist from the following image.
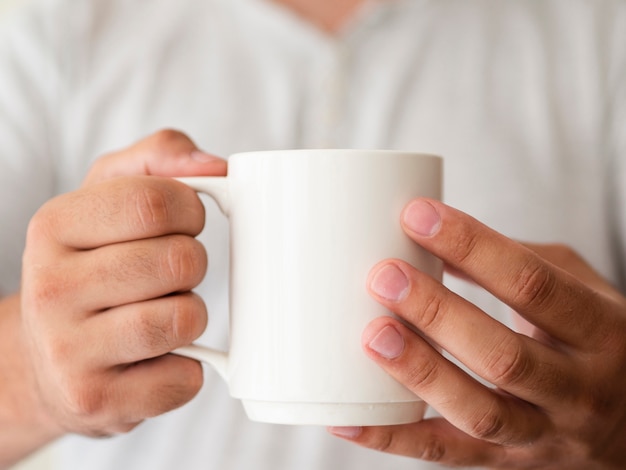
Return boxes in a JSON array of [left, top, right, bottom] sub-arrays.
[[0, 293, 64, 467]]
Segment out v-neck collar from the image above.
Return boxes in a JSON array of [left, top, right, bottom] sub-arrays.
[[231, 0, 401, 46]]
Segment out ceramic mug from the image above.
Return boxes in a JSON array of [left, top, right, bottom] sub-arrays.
[[174, 149, 443, 426]]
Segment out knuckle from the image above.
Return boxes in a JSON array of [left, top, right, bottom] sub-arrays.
[[23, 264, 75, 313], [367, 430, 394, 453], [130, 184, 172, 233], [510, 259, 556, 310], [418, 293, 446, 332], [468, 405, 506, 441], [364, 429, 447, 461], [149, 128, 188, 147], [482, 336, 530, 386], [131, 295, 207, 353], [62, 380, 108, 420], [43, 335, 76, 371], [60, 382, 138, 437], [403, 357, 440, 392], [160, 236, 207, 287], [24, 198, 63, 250], [417, 436, 446, 462], [171, 295, 207, 345], [145, 129, 195, 165]]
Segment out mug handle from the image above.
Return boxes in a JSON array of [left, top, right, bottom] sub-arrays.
[[171, 176, 230, 381]]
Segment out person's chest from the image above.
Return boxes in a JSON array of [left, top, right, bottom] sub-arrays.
[[60, 0, 618, 281]]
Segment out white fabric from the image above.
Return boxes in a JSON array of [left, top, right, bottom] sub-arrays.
[[0, 0, 625, 469]]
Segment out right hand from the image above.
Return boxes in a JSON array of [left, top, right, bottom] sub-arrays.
[[20, 130, 226, 437]]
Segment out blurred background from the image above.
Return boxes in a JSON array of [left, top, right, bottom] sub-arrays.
[[1, 0, 55, 468], [0, 0, 17, 13]]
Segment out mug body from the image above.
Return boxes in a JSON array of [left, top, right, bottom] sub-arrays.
[[225, 149, 442, 425]]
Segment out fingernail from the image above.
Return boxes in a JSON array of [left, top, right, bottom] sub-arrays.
[[370, 264, 409, 301], [403, 200, 441, 236], [328, 426, 363, 439], [368, 325, 404, 359], [190, 150, 219, 162]]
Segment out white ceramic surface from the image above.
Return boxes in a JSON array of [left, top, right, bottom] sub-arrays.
[[175, 149, 442, 425]]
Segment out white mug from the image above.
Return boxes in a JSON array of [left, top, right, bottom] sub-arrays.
[[174, 149, 443, 426]]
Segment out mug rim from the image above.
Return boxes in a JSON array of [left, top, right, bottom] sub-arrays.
[[229, 149, 442, 161]]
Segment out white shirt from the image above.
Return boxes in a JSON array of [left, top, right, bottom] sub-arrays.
[[1, 0, 625, 469]]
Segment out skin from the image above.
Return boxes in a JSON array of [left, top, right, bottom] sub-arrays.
[[2, 1, 625, 469], [2, 0, 362, 464], [329, 199, 626, 468], [0, 130, 227, 467]]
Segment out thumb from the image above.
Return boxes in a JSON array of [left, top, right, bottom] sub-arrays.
[[82, 129, 227, 187]]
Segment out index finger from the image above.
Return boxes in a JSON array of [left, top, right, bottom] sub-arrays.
[[401, 199, 612, 349], [28, 176, 205, 250]]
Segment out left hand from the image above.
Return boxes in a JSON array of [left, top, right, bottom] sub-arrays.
[[329, 199, 626, 469]]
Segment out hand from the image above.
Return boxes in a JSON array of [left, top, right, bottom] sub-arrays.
[[329, 199, 626, 469], [20, 130, 226, 438]]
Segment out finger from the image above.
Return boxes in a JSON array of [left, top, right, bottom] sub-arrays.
[[71, 235, 207, 312], [85, 293, 208, 366], [28, 176, 205, 251], [330, 418, 505, 467], [367, 260, 577, 409], [25, 235, 207, 314], [117, 354, 204, 420], [522, 242, 624, 301], [83, 129, 227, 186], [361, 317, 550, 446], [445, 243, 621, 302], [401, 198, 613, 348], [71, 354, 203, 435]]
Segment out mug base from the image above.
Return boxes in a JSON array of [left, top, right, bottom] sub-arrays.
[[242, 399, 427, 426]]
